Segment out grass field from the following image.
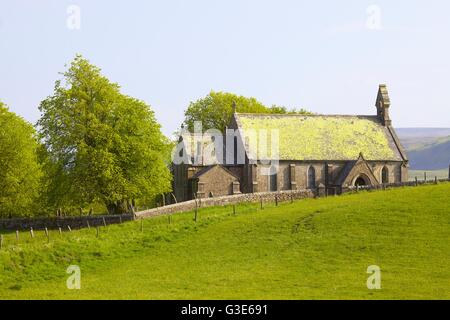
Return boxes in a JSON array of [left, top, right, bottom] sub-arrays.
[[1, 183, 449, 300]]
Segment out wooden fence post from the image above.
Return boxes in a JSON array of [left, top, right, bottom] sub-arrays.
[[58, 227, 62, 235], [435, 176, 438, 184], [87, 220, 90, 229], [168, 215, 172, 224], [16, 230, 19, 244], [30, 227, 34, 238], [194, 200, 198, 222], [0, 234, 3, 250], [415, 177, 418, 186], [96, 226, 100, 238], [424, 171, 427, 182], [67, 225, 72, 232], [45, 227, 49, 243], [275, 195, 278, 206]]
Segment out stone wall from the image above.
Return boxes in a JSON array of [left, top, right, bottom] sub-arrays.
[[0, 214, 134, 231], [2, 179, 448, 231], [136, 189, 315, 219], [342, 178, 450, 193]]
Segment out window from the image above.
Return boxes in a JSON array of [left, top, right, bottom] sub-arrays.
[[269, 172, 277, 192], [307, 166, 316, 189], [381, 166, 389, 184], [268, 165, 277, 192]]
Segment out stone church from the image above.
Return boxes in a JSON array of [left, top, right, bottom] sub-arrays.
[[172, 85, 408, 202]]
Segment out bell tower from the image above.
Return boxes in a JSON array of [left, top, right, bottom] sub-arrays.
[[376, 84, 391, 126]]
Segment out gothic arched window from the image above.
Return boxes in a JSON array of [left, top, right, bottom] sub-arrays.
[[307, 166, 316, 189], [381, 166, 389, 184]]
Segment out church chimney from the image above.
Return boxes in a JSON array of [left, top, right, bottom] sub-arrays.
[[376, 84, 391, 126]]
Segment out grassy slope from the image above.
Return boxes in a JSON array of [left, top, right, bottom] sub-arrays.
[[396, 128, 450, 171], [1, 184, 449, 300], [407, 137, 450, 170]]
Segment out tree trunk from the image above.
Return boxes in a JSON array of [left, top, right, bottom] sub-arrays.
[[106, 200, 128, 215]]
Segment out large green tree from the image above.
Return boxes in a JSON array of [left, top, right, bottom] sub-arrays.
[[0, 102, 42, 218], [183, 91, 311, 132], [38, 55, 171, 214]]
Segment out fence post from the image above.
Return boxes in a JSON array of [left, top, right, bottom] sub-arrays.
[[58, 227, 62, 235], [290, 193, 293, 204], [168, 215, 172, 224], [424, 172, 427, 182], [87, 220, 90, 229], [275, 195, 278, 206], [233, 204, 236, 215], [0, 234, 3, 250], [67, 225, 72, 232], [415, 177, 418, 186], [96, 226, 100, 238], [435, 176, 438, 184], [30, 227, 34, 238], [16, 230, 19, 244], [45, 227, 49, 243], [260, 197, 263, 210], [102, 217, 107, 228], [194, 200, 198, 222]]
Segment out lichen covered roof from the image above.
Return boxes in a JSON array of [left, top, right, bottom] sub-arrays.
[[235, 114, 403, 161]]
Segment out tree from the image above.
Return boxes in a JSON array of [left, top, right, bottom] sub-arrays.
[[183, 91, 311, 132], [38, 55, 172, 214], [0, 102, 42, 218]]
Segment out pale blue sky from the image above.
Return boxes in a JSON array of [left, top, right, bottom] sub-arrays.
[[0, 0, 449, 135]]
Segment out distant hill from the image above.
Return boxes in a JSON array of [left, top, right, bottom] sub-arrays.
[[397, 128, 450, 170]]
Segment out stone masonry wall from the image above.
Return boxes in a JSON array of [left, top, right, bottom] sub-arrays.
[[2, 178, 448, 231], [0, 214, 134, 231], [136, 189, 315, 219]]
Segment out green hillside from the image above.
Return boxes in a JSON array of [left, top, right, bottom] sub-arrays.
[[407, 136, 450, 170], [1, 184, 449, 300], [396, 128, 450, 170]]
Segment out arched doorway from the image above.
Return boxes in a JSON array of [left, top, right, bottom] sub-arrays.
[[353, 174, 370, 187]]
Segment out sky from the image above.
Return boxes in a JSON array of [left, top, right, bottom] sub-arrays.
[[0, 0, 449, 136]]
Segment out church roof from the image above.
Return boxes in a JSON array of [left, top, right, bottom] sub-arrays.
[[191, 165, 239, 180], [234, 113, 406, 161]]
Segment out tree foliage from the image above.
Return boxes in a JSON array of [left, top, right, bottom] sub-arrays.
[[0, 102, 42, 217], [38, 55, 172, 214], [183, 91, 311, 132]]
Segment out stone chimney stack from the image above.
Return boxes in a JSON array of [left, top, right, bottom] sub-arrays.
[[376, 84, 391, 126]]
